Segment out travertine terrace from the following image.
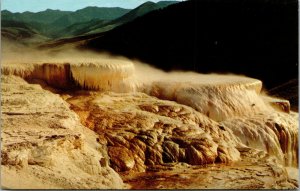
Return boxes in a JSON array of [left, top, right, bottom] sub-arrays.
[[1, 57, 298, 189], [2, 58, 136, 91]]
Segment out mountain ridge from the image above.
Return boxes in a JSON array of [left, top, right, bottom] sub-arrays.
[[1, 1, 179, 39], [84, 0, 298, 89]]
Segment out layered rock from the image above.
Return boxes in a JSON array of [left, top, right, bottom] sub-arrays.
[[137, 71, 298, 167], [122, 148, 298, 189], [1, 59, 298, 189], [1, 58, 136, 92], [221, 112, 298, 167], [1, 75, 124, 189], [66, 91, 242, 172], [143, 78, 269, 122]]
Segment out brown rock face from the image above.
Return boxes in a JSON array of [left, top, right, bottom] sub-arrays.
[[121, 148, 298, 189], [66, 92, 241, 172], [263, 96, 291, 113], [1, 75, 124, 189], [108, 147, 136, 171], [30, 63, 75, 89], [1, 61, 298, 189], [221, 112, 298, 167]]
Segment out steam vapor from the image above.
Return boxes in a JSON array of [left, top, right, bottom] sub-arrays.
[[1, 45, 298, 167]]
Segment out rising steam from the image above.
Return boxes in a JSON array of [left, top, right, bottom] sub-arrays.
[[1, 44, 298, 168]]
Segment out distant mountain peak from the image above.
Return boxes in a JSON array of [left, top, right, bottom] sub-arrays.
[[156, 1, 180, 7], [159, 0, 179, 2], [1, 0, 179, 40], [78, 6, 99, 10], [139, 1, 157, 6], [1, 10, 12, 13], [144, 1, 156, 4], [44, 8, 61, 12]]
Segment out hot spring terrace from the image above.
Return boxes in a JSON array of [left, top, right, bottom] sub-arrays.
[[1, 59, 298, 170]]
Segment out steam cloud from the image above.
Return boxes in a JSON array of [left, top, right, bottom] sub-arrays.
[[1, 44, 298, 167]]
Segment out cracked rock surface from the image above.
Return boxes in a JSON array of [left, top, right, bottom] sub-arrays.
[[66, 92, 241, 172], [1, 75, 124, 189], [1, 74, 298, 189]]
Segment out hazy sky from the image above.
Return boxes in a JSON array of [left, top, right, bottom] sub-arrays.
[[1, 0, 182, 13]]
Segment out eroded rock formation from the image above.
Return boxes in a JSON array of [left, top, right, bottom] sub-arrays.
[[66, 92, 241, 172], [1, 58, 136, 92], [1, 75, 124, 189], [1, 57, 298, 189], [221, 112, 298, 167]]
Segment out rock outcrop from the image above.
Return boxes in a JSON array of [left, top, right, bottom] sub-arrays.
[[221, 112, 298, 167], [1, 75, 124, 189], [121, 148, 298, 189], [65, 91, 247, 172], [1, 57, 298, 189], [1, 58, 136, 92]]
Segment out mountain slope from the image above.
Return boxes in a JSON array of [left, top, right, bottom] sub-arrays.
[[85, 0, 298, 89], [1, 9, 71, 24], [156, 1, 180, 7], [50, 7, 130, 29], [1, 7, 130, 39], [1, 19, 49, 43], [85, 1, 179, 35], [1, 1, 178, 39], [54, 1, 179, 38]]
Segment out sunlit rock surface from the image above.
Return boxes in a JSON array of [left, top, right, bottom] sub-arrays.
[[1, 75, 124, 189], [121, 148, 298, 189], [65, 92, 241, 172], [143, 75, 269, 122], [1, 58, 136, 92], [1, 56, 298, 189], [221, 112, 298, 167]]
